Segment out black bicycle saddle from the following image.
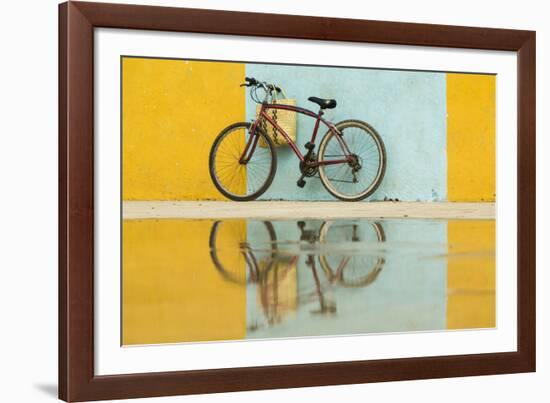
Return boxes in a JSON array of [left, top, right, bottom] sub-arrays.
[[308, 96, 337, 109]]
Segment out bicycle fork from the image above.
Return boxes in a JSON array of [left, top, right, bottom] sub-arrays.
[[239, 123, 262, 164]]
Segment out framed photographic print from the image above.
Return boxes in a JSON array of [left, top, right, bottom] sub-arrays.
[[59, 1, 536, 401]]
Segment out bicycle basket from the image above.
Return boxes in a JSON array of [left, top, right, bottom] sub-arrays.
[[256, 97, 297, 147]]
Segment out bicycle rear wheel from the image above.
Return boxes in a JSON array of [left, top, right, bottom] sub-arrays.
[[209, 122, 277, 201], [318, 120, 386, 201]]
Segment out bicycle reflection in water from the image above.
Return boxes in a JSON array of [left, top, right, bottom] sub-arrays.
[[209, 219, 386, 332]]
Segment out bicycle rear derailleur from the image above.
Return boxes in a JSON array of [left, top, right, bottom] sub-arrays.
[[297, 142, 318, 188]]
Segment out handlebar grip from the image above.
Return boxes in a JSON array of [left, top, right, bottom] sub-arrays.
[[245, 76, 258, 86]]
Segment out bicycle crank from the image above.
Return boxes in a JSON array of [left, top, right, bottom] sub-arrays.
[[297, 150, 319, 188]]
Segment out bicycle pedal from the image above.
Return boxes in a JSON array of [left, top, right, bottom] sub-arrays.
[[297, 178, 306, 188], [304, 142, 315, 150]]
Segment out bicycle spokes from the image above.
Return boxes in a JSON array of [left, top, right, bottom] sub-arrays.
[[319, 121, 385, 200], [210, 123, 276, 200]]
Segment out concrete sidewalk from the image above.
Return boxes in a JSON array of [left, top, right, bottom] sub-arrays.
[[122, 201, 495, 220]]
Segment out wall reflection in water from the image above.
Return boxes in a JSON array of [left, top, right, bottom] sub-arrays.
[[122, 218, 495, 345]]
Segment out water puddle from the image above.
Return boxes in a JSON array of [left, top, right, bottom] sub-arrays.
[[121, 218, 495, 345]]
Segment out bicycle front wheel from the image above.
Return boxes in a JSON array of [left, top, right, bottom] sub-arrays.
[[209, 122, 277, 201], [318, 120, 386, 201]]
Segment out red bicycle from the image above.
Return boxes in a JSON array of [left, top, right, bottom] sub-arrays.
[[209, 77, 386, 201]]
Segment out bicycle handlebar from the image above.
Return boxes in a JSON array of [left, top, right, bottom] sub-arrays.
[[245, 77, 258, 86], [240, 76, 281, 93]]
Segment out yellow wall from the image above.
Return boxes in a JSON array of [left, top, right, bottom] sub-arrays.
[[122, 57, 245, 200], [446, 220, 495, 329], [447, 74, 496, 201], [122, 219, 246, 345]]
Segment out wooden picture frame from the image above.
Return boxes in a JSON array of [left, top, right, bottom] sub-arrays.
[[59, 1, 536, 401]]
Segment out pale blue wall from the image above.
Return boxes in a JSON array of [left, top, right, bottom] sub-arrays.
[[245, 64, 447, 201]]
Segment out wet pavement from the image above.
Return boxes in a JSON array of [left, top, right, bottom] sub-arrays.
[[122, 218, 495, 345]]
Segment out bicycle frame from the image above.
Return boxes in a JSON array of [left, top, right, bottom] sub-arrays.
[[239, 102, 354, 166]]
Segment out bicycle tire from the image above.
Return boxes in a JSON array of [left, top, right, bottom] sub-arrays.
[[209, 122, 277, 201], [318, 120, 386, 201]]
